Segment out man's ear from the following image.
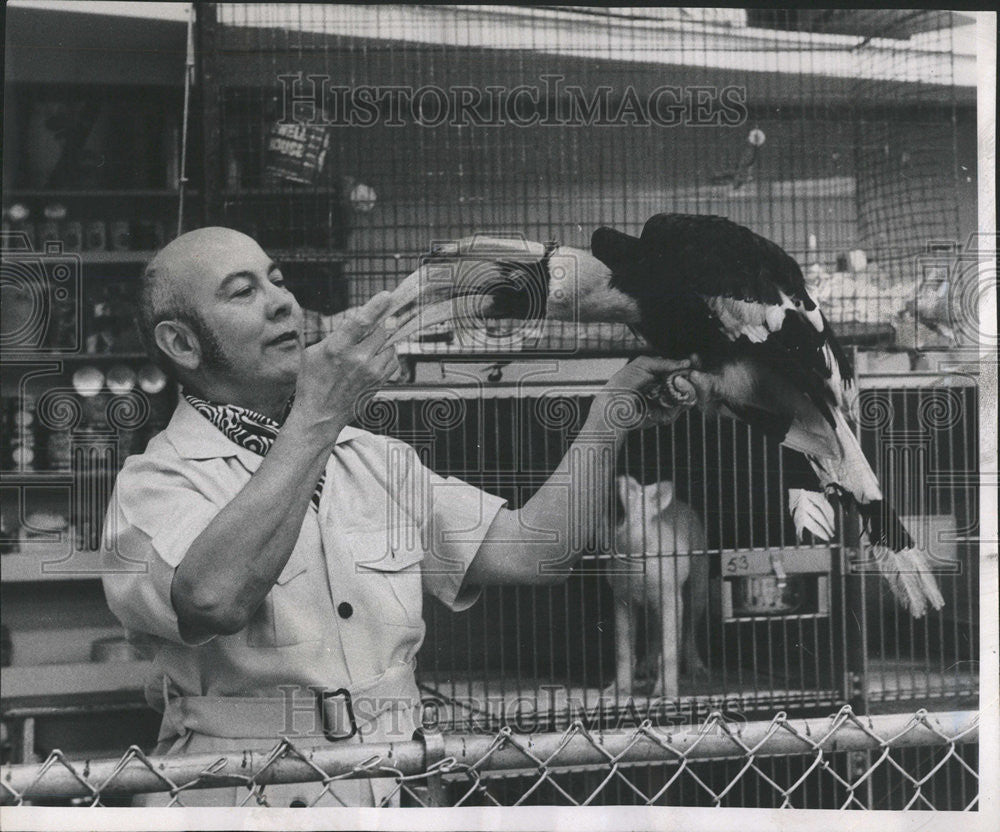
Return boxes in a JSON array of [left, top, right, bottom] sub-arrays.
[[154, 319, 200, 373]]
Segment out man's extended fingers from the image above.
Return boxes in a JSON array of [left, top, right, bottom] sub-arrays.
[[362, 320, 393, 354], [360, 289, 393, 320], [337, 291, 394, 340], [347, 290, 393, 325], [378, 348, 399, 379]]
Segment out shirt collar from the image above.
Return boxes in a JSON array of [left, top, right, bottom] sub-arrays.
[[165, 395, 367, 462]]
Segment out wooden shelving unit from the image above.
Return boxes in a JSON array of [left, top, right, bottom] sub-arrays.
[[1, 10, 194, 765], [4, 203, 184, 763]]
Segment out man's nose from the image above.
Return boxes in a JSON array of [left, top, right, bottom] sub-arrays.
[[265, 282, 296, 319]]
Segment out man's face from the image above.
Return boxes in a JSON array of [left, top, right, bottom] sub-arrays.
[[180, 231, 304, 401]]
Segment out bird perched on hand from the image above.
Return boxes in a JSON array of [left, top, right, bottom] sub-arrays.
[[381, 216, 945, 617]]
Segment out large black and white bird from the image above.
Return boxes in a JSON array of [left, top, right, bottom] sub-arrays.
[[383, 215, 945, 617]]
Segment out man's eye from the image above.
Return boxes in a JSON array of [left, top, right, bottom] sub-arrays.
[[233, 285, 254, 298]]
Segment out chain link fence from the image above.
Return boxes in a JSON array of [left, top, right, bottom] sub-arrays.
[[0, 705, 978, 809]]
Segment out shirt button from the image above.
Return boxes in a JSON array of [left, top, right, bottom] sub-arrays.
[[337, 602, 353, 619]]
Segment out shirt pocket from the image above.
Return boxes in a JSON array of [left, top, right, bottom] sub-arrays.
[[347, 524, 425, 629], [246, 555, 320, 648]]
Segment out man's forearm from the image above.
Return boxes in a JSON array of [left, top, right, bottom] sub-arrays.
[[170, 409, 345, 639], [469, 394, 626, 586], [519, 393, 626, 575]]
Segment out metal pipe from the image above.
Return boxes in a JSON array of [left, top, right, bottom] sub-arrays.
[[0, 710, 977, 803], [1, 739, 428, 803], [176, 3, 196, 237], [441, 710, 979, 771]]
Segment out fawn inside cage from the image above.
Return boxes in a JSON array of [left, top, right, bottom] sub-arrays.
[[365, 382, 977, 734]]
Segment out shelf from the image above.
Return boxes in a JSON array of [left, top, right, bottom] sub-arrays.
[[0, 351, 153, 364], [725, 612, 830, 623], [222, 187, 343, 196], [2, 551, 109, 583], [1, 660, 152, 706], [0, 468, 120, 485], [857, 371, 979, 390], [0, 249, 157, 264], [5, 190, 193, 199], [268, 249, 350, 262], [78, 250, 158, 264], [0, 470, 76, 485]]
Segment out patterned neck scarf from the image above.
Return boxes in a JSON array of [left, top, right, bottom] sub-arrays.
[[184, 392, 325, 510]]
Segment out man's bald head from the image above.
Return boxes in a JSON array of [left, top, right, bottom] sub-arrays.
[[146, 227, 261, 288], [138, 227, 264, 377]]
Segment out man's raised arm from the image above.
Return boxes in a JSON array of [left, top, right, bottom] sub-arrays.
[[465, 356, 695, 587]]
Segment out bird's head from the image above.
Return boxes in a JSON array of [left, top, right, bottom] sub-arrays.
[[542, 245, 641, 324], [586, 215, 700, 323], [547, 220, 682, 325], [380, 230, 649, 346]]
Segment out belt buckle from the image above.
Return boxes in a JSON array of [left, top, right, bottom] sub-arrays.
[[318, 687, 358, 742]]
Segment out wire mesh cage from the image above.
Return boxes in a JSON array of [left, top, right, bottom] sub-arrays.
[[154, 2, 987, 809], [379, 388, 851, 728], [1, 2, 977, 811], [854, 382, 979, 705], [355, 376, 978, 734], [197, 4, 977, 348]]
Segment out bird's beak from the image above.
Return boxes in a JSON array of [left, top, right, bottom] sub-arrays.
[[382, 261, 484, 346], [382, 237, 551, 347]]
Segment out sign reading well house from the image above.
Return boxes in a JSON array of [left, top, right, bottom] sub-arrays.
[[264, 122, 330, 186]]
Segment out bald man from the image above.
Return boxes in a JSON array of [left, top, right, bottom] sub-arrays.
[[102, 227, 690, 807]]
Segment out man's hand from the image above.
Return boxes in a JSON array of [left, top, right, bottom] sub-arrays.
[[595, 355, 701, 431], [291, 291, 400, 438]]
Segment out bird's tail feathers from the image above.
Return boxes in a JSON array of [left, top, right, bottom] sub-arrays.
[[860, 500, 945, 617], [866, 544, 946, 617], [803, 414, 944, 617]]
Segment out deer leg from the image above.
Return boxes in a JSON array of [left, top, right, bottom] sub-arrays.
[[684, 552, 710, 681], [650, 580, 681, 699], [604, 597, 635, 697]]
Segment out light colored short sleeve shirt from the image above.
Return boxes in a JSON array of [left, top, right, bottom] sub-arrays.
[[101, 396, 507, 709]]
